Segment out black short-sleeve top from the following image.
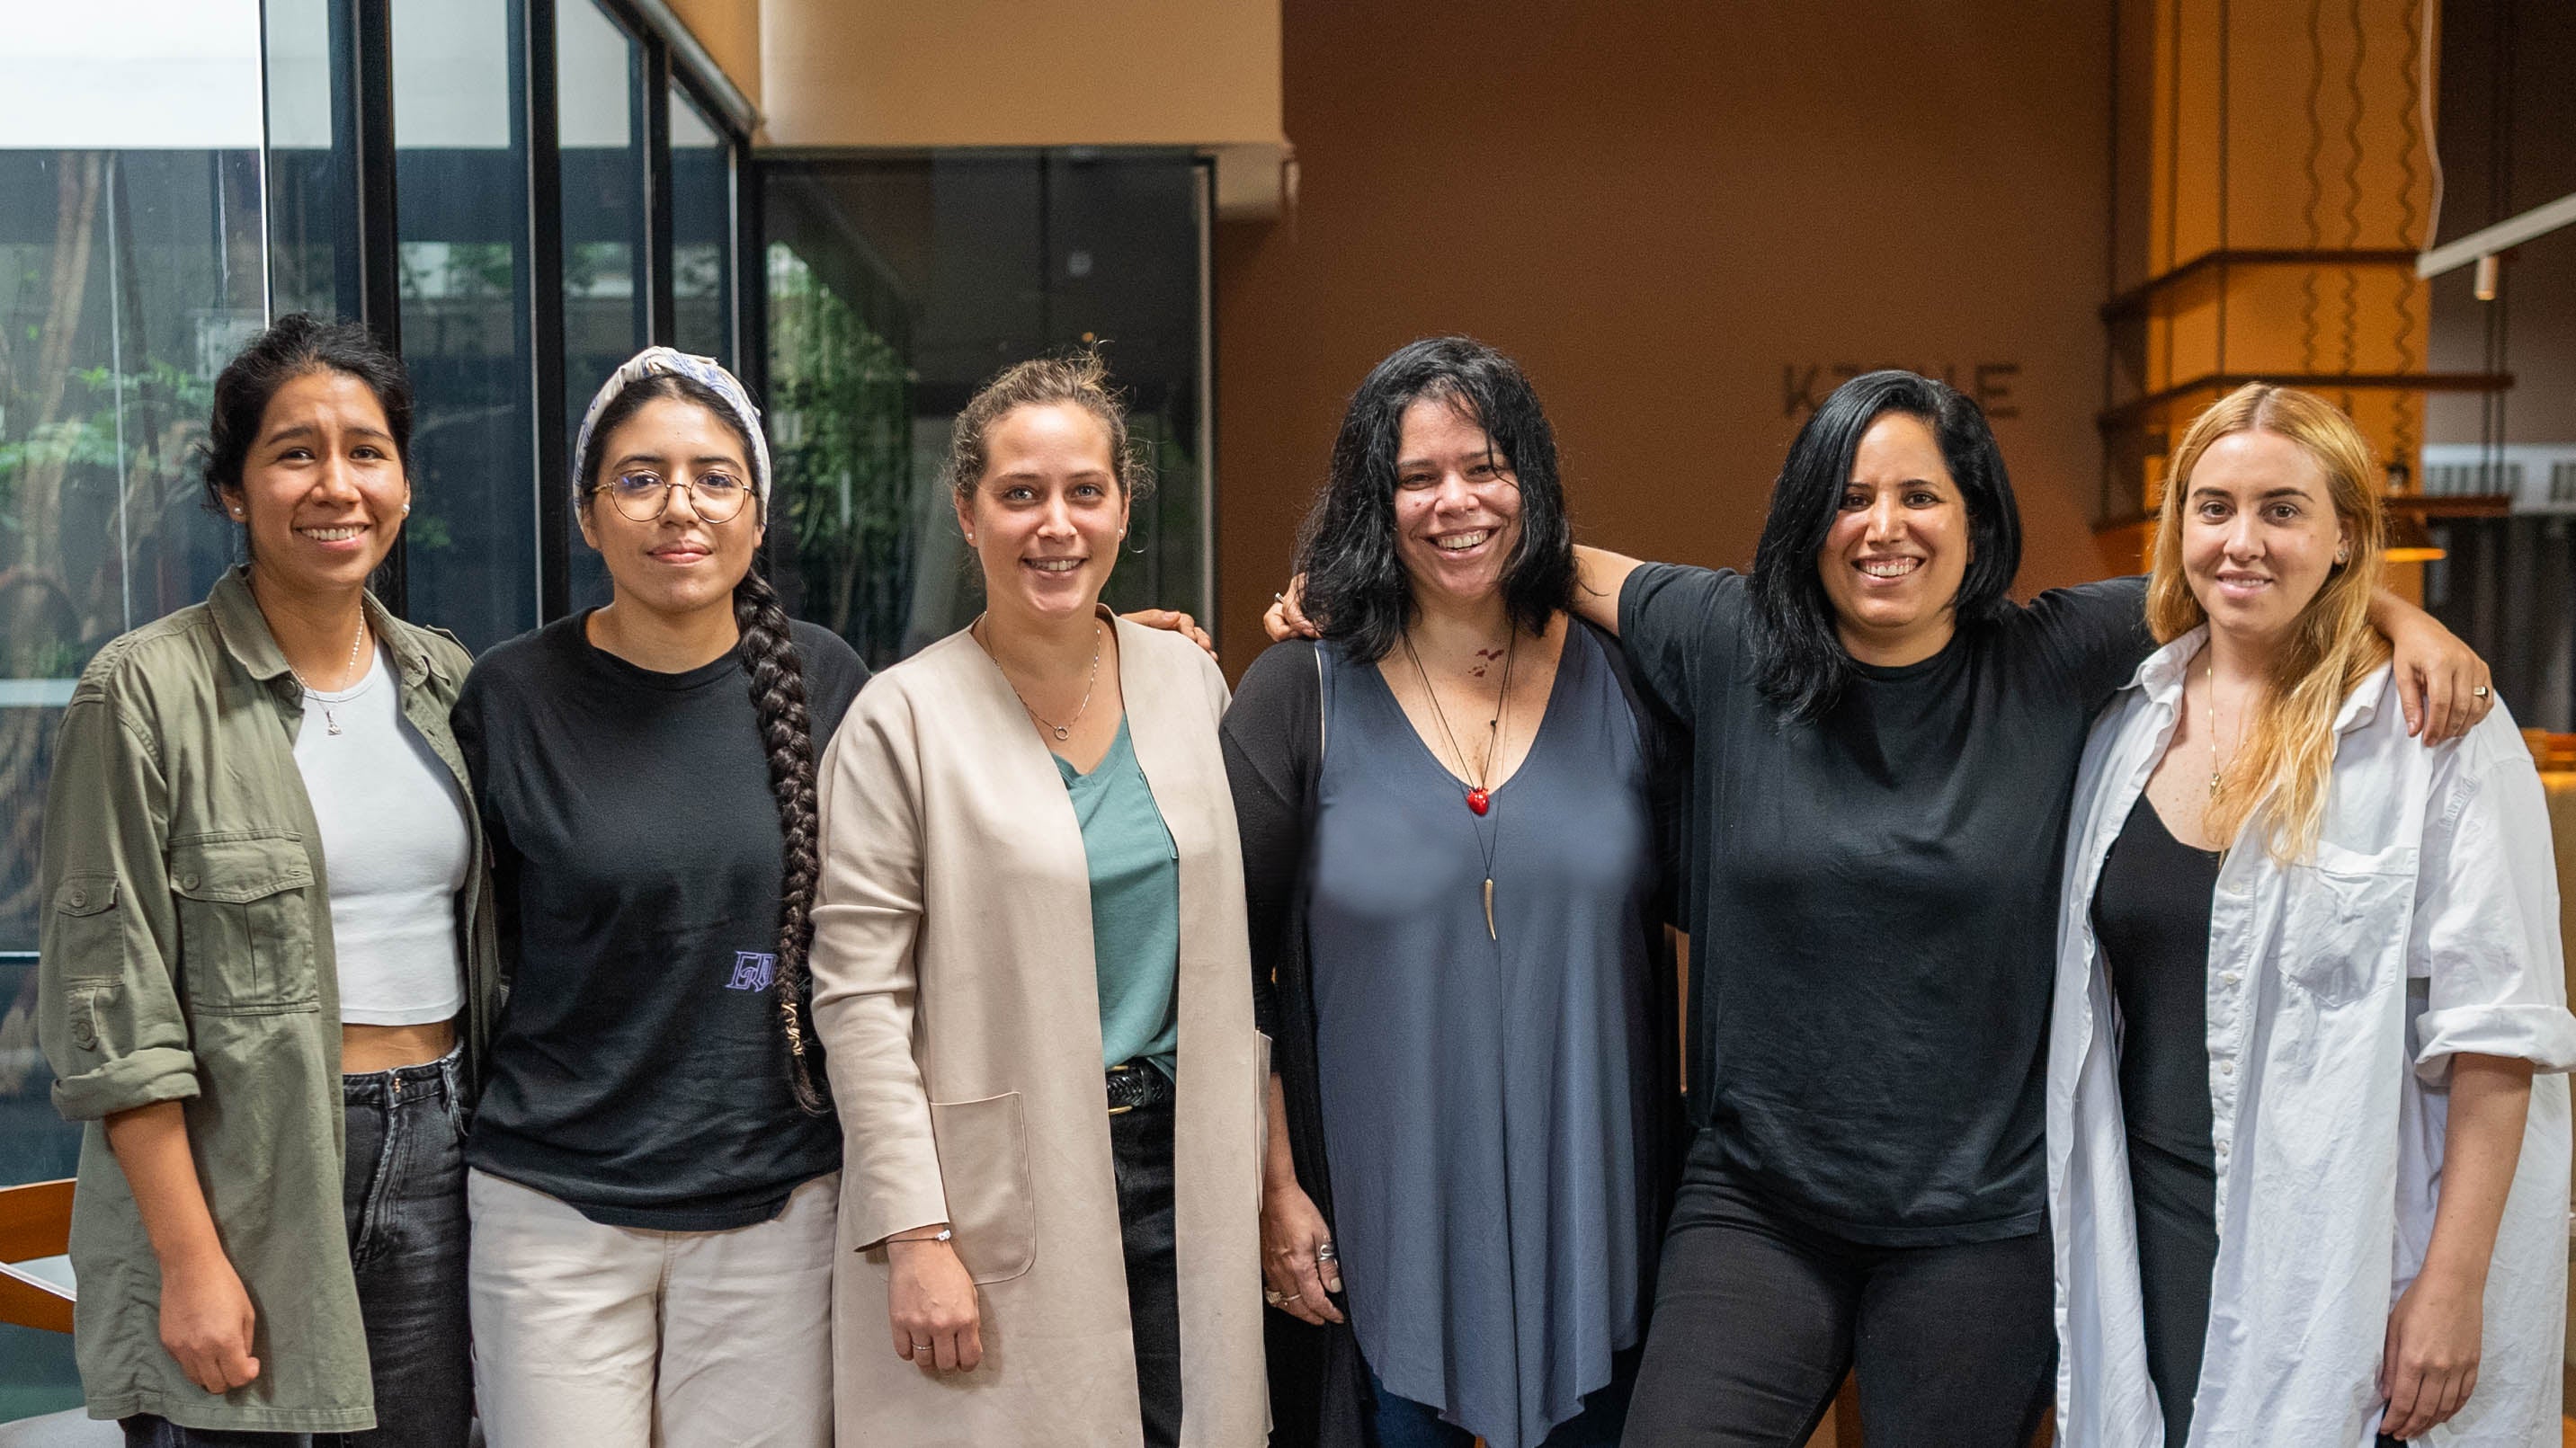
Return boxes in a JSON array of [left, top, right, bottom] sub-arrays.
[[1619, 564, 2151, 1243]]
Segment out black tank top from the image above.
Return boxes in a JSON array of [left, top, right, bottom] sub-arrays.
[[2092, 792, 2223, 1166]]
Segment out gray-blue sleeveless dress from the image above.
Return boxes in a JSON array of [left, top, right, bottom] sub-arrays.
[[1306, 625, 1660, 1448]]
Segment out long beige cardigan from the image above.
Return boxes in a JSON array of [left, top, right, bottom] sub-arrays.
[[809, 615, 1269, 1447]]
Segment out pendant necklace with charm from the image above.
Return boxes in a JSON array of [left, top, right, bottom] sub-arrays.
[[289, 616, 370, 736], [1402, 625, 1517, 939]]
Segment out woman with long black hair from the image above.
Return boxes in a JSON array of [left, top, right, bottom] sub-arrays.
[[1576, 372, 2490, 1445], [1229, 336, 1683, 1448], [453, 348, 862, 1446]]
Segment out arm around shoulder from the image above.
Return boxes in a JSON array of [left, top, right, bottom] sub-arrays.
[[1572, 546, 1645, 635]]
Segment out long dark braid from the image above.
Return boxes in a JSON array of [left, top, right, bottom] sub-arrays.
[[734, 562, 829, 1114], [580, 368, 825, 1111]]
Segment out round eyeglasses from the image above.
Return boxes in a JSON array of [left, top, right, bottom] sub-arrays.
[[596, 470, 753, 523]]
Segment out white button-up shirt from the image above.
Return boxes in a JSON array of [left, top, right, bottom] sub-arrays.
[[2048, 630, 2576, 1447]]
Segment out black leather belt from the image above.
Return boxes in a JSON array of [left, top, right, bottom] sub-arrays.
[[1105, 1063, 1174, 1115]]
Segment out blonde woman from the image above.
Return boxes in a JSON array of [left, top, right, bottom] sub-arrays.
[[809, 353, 1266, 1447], [2048, 385, 2576, 1446]]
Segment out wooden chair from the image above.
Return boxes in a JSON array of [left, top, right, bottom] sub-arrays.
[[0, 1177, 75, 1334]]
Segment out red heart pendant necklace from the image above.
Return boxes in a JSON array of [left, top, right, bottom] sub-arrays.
[[1402, 626, 1518, 938]]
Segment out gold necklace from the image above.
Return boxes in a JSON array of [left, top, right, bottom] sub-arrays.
[[289, 617, 370, 737], [2206, 655, 2236, 799], [1401, 626, 1517, 939], [980, 617, 1101, 742]]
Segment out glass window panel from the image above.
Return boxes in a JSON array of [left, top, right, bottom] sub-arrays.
[[0, 2, 265, 1412], [670, 85, 735, 367], [393, 0, 538, 653], [262, 0, 353, 319], [763, 152, 1208, 668], [2420, 2, 2576, 726], [559, 0, 646, 614]]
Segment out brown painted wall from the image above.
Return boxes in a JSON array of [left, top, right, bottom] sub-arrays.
[[664, 0, 760, 111], [759, 0, 1282, 150], [1213, 0, 2120, 671]]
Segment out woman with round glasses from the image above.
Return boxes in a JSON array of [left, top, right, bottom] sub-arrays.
[[452, 348, 866, 1444]]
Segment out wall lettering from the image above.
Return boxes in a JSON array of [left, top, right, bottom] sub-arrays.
[[1783, 361, 2024, 421]]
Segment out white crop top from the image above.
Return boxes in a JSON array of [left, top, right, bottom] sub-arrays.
[[292, 644, 471, 1026]]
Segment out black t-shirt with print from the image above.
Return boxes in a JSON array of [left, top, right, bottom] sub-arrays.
[[1620, 564, 2150, 1244], [456, 612, 868, 1230]]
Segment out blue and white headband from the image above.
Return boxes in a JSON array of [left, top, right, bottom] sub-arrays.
[[572, 346, 772, 510]]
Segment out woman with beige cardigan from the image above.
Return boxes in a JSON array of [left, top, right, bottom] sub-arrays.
[[808, 353, 1269, 1448]]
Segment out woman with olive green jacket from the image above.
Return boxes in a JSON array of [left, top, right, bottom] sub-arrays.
[[38, 315, 498, 1444], [38, 570, 500, 1434]]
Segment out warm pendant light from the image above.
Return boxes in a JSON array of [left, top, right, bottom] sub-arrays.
[[2382, 457, 2447, 564], [2384, 511, 2446, 564]]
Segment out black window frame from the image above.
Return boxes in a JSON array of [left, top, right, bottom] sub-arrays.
[[308, 0, 757, 627]]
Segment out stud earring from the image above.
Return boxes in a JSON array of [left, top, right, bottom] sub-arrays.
[[230, 507, 244, 519], [402, 502, 412, 515]]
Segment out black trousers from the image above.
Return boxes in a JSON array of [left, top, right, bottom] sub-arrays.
[[1114, 1095, 1183, 1448], [2129, 1133, 2218, 1448], [125, 1051, 473, 1448], [1622, 1145, 2055, 1448]]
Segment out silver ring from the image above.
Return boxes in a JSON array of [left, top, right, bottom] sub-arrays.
[[1314, 1239, 1338, 1264], [2473, 685, 2491, 698], [911, 1338, 934, 1350]]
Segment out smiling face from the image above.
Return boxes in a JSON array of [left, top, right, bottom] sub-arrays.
[[2179, 429, 2348, 648], [1814, 412, 1974, 664], [577, 394, 763, 624], [955, 401, 1128, 626], [221, 369, 409, 600], [1390, 394, 1522, 614]]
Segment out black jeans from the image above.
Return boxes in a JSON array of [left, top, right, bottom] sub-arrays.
[[1622, 1142, 2055, 1448], [125, 1049, 473, 1448], [1113, 1093, 1182, 1448]]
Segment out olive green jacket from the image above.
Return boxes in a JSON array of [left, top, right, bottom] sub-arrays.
[[35, 567, 498, 1432]]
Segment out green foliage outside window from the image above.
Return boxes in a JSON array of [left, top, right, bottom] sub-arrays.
[[767, 244, 915, 665]]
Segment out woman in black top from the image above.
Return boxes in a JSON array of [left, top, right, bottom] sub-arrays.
[[453, 349, 863, 1445], [1270, 368, 2491, 1445], [1566, 371, 2490, 1445], [1227, 338, 1685, 1448]]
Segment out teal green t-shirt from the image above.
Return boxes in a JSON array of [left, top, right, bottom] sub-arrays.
[[1055, 716, 1181, 1078]]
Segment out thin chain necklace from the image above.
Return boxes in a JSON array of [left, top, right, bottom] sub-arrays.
[[980, 616, 1102, 742], [289, 616, 370, 737], [1402, 625, 1518, 939], [2206, 654, 2238, 800]]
